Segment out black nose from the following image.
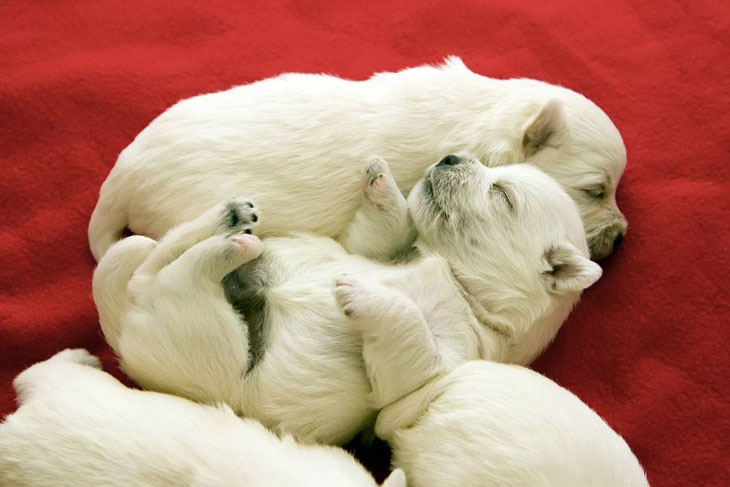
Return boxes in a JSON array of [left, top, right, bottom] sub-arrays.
[[437, 155, 461, 167], [613, 233, 624, 248]]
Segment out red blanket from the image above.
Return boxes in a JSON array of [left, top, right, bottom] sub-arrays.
[[1, 1, 728, 484]]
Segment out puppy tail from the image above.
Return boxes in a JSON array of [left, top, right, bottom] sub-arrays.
[[92, 236, 155, 352], [88, 169, 131, 262]]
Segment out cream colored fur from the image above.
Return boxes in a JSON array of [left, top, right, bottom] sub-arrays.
[[375, 361, 648, 487], [0, 350, 406, 487], [0, 349, 406, 487], [89, 57, 627, 262], [92, 156, 601, 446]]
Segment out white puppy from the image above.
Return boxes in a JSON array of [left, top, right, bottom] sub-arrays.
[[89, 57, 627, 261], [0, 349, 406, 487], [93, 155, 601, 446], [375, 361, 649, 487]]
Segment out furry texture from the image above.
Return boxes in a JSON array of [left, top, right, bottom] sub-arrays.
[[375, 361, 648, 487], [92, 158, 599, 445], [0, 349, 407, 487], [88, 57, 626, 262], [2, 2, 729, 485]]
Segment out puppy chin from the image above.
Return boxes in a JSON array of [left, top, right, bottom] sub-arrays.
[[587, 220, 627, 260], [407, 179, 442, 235], [407, 179, 430, 213], [588, 233, 617, 260]]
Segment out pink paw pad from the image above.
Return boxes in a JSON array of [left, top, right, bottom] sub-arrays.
[[232, 234, 263, 256]]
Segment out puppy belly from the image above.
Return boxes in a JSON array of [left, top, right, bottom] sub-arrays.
[[223, 267, 269, 373]]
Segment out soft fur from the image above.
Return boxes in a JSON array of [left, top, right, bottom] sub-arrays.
[[92, 156, 601, 445], [88, 57, 627, 262], [375, 361, 648, 487], [0, 349, 406, 487]]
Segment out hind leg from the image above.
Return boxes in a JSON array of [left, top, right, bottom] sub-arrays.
[[93, 235, 156, 351], [120, 233, 263, 405], [133, 198, 259, 281], [157, 233, 264, 289], [340, 157, 415, 261]]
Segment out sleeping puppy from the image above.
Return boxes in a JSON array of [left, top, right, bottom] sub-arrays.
[[89, 57, 627, 262], [375, 361, 648, 487], [0, 349, 406, 487], [92, 155, 601, 446]]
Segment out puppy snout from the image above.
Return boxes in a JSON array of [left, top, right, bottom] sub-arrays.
[[437, 155, 462, 167]]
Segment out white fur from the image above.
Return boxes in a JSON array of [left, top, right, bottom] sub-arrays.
[[0, 349, 406, 487], [375, 361, 648, 487], [89, 57, 627, 262], [92, 157, 601, 446]]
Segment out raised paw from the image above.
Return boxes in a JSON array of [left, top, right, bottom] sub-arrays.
[[51, 349, 102, 369], [223, 198, 260, 235], [333, 273, 386, 319], [365, 157, 403, 209], [230, 233, 264, 261]]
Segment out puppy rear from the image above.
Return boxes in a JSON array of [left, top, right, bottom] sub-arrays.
[[0, 350, 405, 487]]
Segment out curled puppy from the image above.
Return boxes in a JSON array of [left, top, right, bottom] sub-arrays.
[[89, 57, 627, 262], [0, 349, 406, 487], [92, 155, 601, 445], [375, 361, 648, 487]]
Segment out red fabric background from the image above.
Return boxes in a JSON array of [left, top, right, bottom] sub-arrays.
[[1, 1, 729, 485]]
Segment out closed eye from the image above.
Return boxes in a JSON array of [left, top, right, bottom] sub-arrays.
[[491, 183, 514, 210], [583, 184, 607, 200]]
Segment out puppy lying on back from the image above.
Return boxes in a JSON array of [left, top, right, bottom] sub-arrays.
[[0, 349, 406, 487], [375, 361, 648, 487], [93, 155, 601, 445], [89, 57, 627, 262]]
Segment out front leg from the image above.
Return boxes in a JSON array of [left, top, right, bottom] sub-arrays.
[[340, 157, 415, 261], [334, 274, 444, 409]]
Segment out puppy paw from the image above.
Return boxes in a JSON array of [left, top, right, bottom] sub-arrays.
[[230, 233, 264, 261], [174, 234, 263, 281], [222, 198, 260, 234], [334, 273, 386, 319], [52, 349, 102, 369], [365, 157, 403, 209], [333, 274, 361, 317]]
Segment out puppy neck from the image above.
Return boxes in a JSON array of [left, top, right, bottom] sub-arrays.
[[448, 266, 514, 339], [407, 241, 513, 359]]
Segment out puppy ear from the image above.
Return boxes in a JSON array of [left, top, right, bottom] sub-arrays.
[[522, 98, 566, 157], [543, 243, 602, 292], [382, 468, 407, 487]]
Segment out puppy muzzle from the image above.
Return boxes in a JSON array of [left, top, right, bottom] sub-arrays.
[[589, 221, 628, 260]]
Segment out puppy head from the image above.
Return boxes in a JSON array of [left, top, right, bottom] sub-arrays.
[[517, 96, 628, 260], [408, 154, 601, 356]]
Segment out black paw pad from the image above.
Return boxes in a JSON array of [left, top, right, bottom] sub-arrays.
[[225, 204, 241, 228]]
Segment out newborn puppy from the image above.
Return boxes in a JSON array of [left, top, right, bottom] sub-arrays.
[[92, 155, 601, 446], [89, 57, 627, 262], [375, 361, 648, 487], [0, 349, 406, 487]]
